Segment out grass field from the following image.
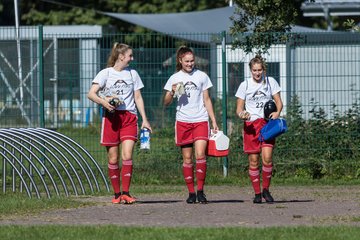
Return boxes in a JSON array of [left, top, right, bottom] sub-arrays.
[[0, 225, 360, 240], [1, 183, 360, 240], [1, 126, 360, 239]]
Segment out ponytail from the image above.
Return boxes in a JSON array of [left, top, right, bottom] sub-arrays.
[[107, 43, 132, 67]]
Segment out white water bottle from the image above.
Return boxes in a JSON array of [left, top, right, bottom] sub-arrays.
[[140, 128, 150, 150]]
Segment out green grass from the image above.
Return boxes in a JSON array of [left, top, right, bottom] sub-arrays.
[[1, 184, 359, 239], [0, 225, 359, 240], [0, 193, 92, 218]]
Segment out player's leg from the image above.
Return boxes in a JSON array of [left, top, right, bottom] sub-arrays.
[[181, 145, 196, 203], [119, 111, 138, 204], [243, 119, 262, 203], [176, 121, 197, 203], [107, 146, 121, 204], [248, 153, 262, 203], [120, 139, 136, 204], [193, 121, 210, 203], [101, 111, 122, 204], [261, 146, 274, 202], [194, 139, 208, 203]]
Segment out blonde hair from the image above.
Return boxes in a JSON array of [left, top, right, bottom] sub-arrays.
[[249, 54, 267, 72], [249, 54, 267, 84], [107, 42, 132, 67], [175, 45, 194, 72]]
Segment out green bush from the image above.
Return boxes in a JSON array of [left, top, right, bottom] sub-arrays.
[[55, 94, 360, 185]]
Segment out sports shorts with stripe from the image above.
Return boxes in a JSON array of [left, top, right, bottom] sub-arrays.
[[175, 121, 209, 146], [101, 110, 138, 146], [243, 118, 275, 154]]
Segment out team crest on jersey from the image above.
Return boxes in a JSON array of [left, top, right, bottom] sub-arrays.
[[249, 90, 268, 102], [252, 90, 267, 98], [184, 81, 198, 91], [114, 79, 128, 86], [113, 79, 132, 90]]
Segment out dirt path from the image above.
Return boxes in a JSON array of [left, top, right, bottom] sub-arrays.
[[1, 185, 359, 227]]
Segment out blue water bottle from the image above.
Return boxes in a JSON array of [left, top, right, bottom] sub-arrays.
[[140, 128, 150, 150]]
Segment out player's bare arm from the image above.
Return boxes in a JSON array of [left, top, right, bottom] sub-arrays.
[[203, 89, 219, 131], [163, 83, 177, 106], [87, 83, 115, 112], [236, 98, 250, 120], [134, 89, 152, 132], [271, 93, 283, 119]]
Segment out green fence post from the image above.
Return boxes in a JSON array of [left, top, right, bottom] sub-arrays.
[[38, 25, 44, 128], [221, 31, 228, 177]]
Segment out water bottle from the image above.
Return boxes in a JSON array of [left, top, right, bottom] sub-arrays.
[[140, 128, 150, 150]]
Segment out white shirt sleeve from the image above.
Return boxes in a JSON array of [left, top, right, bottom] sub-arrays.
[[92, 68, 109, 89], [202, 73, 213, 91], [164, 75, 174, 92], [268, 77, 281, 96], [131, 69, 144, 91], [235, 80, 247, 100]]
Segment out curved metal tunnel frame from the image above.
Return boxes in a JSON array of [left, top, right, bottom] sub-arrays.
[[0, 128, 109, 198]]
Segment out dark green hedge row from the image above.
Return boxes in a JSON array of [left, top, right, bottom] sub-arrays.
[[225, 95, 360, 180]]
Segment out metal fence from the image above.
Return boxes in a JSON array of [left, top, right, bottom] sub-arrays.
[[1, 26, 360, 186]]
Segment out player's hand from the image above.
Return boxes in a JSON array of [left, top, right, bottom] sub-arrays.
[[269, 111, 280, 120], [101, 97, 115, 112], [141, 121, 152, 133], [238, 110, 250, 120]]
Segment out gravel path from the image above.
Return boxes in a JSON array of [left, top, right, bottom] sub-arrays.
[[1, 185, 359, 227]]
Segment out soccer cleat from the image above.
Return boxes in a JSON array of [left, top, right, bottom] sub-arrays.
[[112, 195, 121, 204], [120, 194, 137, 204], [197, 190, 208, 204], [253, 193, 262, 204], [186, 193, 197, 204], [262, 189, 274, 203]]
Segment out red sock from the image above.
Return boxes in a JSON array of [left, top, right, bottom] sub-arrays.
[[249, 167, 261, 194], [196, 158, 207, 191], [121, 159, 133, 193], [108, 163, 120, 194], [262, 163, 273, 190], [183, 163, 195, 193]]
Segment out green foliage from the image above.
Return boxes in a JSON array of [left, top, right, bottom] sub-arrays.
[[15, 0, 228, 33], [1, 225, 360, 240], [53, 94, 360, 186], [230, 0, 298, 54], [272, 94, 360, 180], [344, 19, 360, 32], [0, 193, 90, 217], [22, 8, 109, 25]]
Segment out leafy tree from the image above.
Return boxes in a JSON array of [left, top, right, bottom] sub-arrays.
[[2, 0, 228, 33], [229, 0, 314, 54], [344, 19, 360, 32]]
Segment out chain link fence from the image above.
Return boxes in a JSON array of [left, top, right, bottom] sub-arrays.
[[1, 26, 360, 184]]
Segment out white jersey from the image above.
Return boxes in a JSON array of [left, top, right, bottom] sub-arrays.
[[235, 76, 281, 121], [92, 67, 144, 115], [164, 69, 213, 122]]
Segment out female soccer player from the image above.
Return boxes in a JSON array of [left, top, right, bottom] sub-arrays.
[[163, 45, 219, 204], [88, 43, 152, 204], [235, 55, 283, 204]]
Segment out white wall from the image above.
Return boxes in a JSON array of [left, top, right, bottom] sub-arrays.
[[292, 44, 360, 119]]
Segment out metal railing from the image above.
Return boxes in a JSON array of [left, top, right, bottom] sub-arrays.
[[0, 128, 109, 198]]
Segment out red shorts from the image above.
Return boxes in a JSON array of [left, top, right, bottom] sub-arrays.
[[175, 121, 210, 146], [100, 110, 138, 146], [243, 118, 275, 154]]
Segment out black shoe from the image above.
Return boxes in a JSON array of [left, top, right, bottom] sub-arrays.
[[197, 190, 208, 204], [262, 189, 274, 203], [253, 193, 262, 204], [186, 193, 197, 204]]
